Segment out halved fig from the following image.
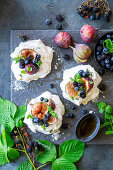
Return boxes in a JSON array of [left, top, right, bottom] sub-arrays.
[[48, 115, 56, 124], [49, 99, 55, 110], [41, 102, 48, 114], [66, 81, 79, 98], [32, 102, 42, 117], [81, 77, 94, 93], [20, 49, 36, 59], [37, 113, 45, 119]]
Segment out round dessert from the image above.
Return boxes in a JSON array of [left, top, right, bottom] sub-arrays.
[[60, 65, 102, 106], [95, 33, 113, 71], [24, 91, 65, 134], [11, 39, 53, 82]]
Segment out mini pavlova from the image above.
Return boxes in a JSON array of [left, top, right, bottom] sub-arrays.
[[24, 91, 65, 135], [11, 39, 53, 82], [60, 65, 102, 106]]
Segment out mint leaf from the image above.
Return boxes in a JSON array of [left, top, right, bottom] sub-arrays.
[[106, 131, 113, 135], [18, 160, 34, 170], [74, 73, 81, 79], [76, 79, 82, 83], [27, 114, 34, 119], [89, 81, 93, 84], [1, 124, 7, 147], [16, 119, 23, 127], [70, 77, 76, 81], [41, 124, 46, 130], [36, 60, 42, 67], [70, 96, 74, 100], [59, 139, 85, 163], [26, 67, 32, 72], [97, 102, 106, 113], [36, 140, 57, 164], [103, 39, 113, 49], [52, 157, 77, 170], [0, 136, 9, 165], [13, 56, 25, 63], [47, 106, 57, 118], [5, 132, 14, 148], [105, 105, 112, 114], [7, 148, 19, 160], [21, 70, 27, 74]]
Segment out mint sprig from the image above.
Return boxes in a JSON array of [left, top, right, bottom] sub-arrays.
[[47, 105, 58, 118], [26, 67, 32, 72], [13, 56, 25, 63], [36, 60, 42, 67], [103, 39, 113, 54]]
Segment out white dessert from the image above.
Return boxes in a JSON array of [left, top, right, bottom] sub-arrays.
[[24, 91, 65, 134], [60, 65, 102, 106], [11, 39, 53, 82]]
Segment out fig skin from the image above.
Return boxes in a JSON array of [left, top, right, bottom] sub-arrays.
[[55, 32, 72, 48], [81, 77, 94, 92], [80, 25, 96, 43], [25, 63, 39, 75], [49, 99, 55, 110]]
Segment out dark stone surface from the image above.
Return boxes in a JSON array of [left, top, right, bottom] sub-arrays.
[[1, 0, 113, 169]]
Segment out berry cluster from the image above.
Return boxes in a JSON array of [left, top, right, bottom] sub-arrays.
[[77, 0, 112, 22]]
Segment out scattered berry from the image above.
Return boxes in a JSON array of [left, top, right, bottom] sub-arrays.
[[98, 69, 105, 75], [46, 112, 51, 118], [55, 14, 64, 22], [46, 19, 51, 25], [81, 109, 87, 114], [63, 54, 70, 60], [105, 59, 110, 64], [103, 48, 109, 54], [81, 93, 86, 99], [19, 59, 25, 69], [69, 113, 75, 118], [44, 98, 48, 102], [40, 97, 44, 101], [36, 54, 41, 60], [44, 123, 49, 127], [56, 24, 62, 30], [73, 81, 78, 87], [99, 84, 106, 91], [49, 83, 54, 89], [65, 113, 70, 118], [33, 118, 40, 123], [75, 87, 79, 91], [90, 14, 95, 20], [71, 106, 76, 110], [106, 63, 111, 69], [25, 59, 29, 65], [33, 59, 37, 64]]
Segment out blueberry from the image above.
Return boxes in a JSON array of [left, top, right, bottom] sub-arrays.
[[78, 70, 84, 76], [96, 14, 100, 20], [97, 55, 102, 61], [80, 89, 85, 95], [55, 14, 64, 22], [19, 59, 25, 69], [26, 56, 32, 61], [62, 123, 69, 129], [71, 106, 76, 110], [33, 118, 40, 123], [80, 12, 86, 17], [81, 93, 86, 99], [36, 54, 41, 60], [96, 51, 100, 56], [63, 54, 70, 60], [86, 71, 90, 77], [81, 109, 87, 114], [110, 65, 113, 71], [33, 59, 37, 64], [43, 117, 49, 123], [82, 72, 87, 77], [44, 123, 49, 127], [97, 46, 102, 52], [40, 97, 44, 101], [65, 113, 70, 118], [75, 87, 79, 91], [44, 98, 48, 102], [49, 83, 54, 89], [21, 35, 27, 41], [106, 63, 111, 69], [38, 120, 44, 126], [46, 19, 51, 25], [111, 57, 113, 62], [98, 69, 105, 75], [78, 83, 83, 87], [56, 24, 62, 30], [107, 34, 111, 39], [46, 112, 51, 118], [99, 40, 104, 46], [90, 14, 95, 20], [69, 113, 75, 118], [99, 84, 106, 91], [105, 59, 110, 64], [101, 60, 105, 67], [73, 81, 78, 87], [103, 48, 109, 54], [25, 59, 29, 65]]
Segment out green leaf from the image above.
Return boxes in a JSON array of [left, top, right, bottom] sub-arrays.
[[108, 48, 113, 53], [0, 97, 16, 132], [89, 81, 93, 84], [36, 140, 57, 164], [14, 103, 27, 124], [41, 124, 46, 130], [7, 148, 19, 160], [105, 105, 112, 114], [21, 70, 27, 74], [13, 56, 25, 63], [5, 132, 14, 148], [16, 119, 23, 127], [97, 102, 106, 114], [70, 96, 74, 100], [74, 73, 81, 79], [70, 77, 76, 81], [52, 157, 77, 170], [26, 67, 32, 72], [59, 139, 85, 163], [99, 108, 105, 114], [27, 114, 34, 119], [100, 122, 111, 130], [104, 39, 113, 49], [105, 131, 113, 135], [0, 136, 9, 165], [18, 160, 34, 170], [36, 60, 42, 67], [47, 106, 57, 118], [76, 79, 82, 83], [1, 124, 7, 147]]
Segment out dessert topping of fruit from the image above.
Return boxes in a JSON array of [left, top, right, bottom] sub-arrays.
[[55, 32, 72, 48], [13, 49, 42, 75], [28, 98, 57, 128], [66, 69, 94, 99]]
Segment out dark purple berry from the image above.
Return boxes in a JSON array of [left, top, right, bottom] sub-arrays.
[[56, 24, 62, 30], [55, 14, 64, 22], [99, 84, 106, 91]]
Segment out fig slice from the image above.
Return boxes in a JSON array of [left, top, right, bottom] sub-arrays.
[[66, 81, 79, 98], [41, 102, 48, 114], [32, 102, 42, 117], [49, 99, 56, 110], [48, 115, 56, 124], [81, 77, 94, 93]]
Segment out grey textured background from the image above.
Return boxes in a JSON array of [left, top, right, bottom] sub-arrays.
[[1, 0, 113, 169]]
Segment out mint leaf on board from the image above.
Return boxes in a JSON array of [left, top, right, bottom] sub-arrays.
[[52, 157, 77, 170], [27, 114, 34, 119], [18, 160, 34, 170], [7, 148, 19, 160], [105, 105, 112, 114], [59, 139, 85, 163], [97, 102, 106, 114], [0, 136, 9, 165], [36, 140, 57, 164], [36, 60, 42, 67], [0, 97, 16, 132], [47, 105, 57, 118], [105, 131, 113, 135], [21, 70, 27, 74]]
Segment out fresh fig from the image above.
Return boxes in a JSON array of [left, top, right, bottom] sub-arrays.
[[48, 116, 56, 124], [80, 25, 96, 43], [66, 81, 79, 98], [49, 99, 55, 110], [81, 77, 94, 92], [55, 32, 72, 48], [25, 63, 39, 75]]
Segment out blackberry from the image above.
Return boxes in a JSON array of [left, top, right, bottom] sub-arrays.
[[63, 54, 70, 60], [56, 24, 62, 30], [69, 113, 75, 118], [19, 59, 25, 69], [55, 14, 64, 22], [99, 84, 106, 91], [101, 60, 105, 67], [93, 7, 100, 13], [80, 12, 86, 17], [98, 69, 105, 75]]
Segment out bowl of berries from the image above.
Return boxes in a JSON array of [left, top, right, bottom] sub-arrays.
[[95, 33, 113, 71]]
